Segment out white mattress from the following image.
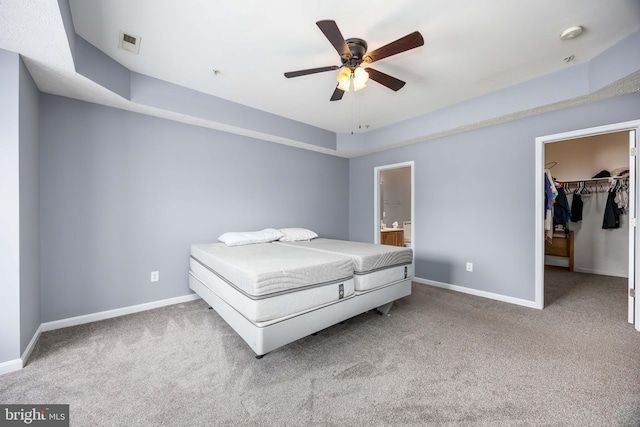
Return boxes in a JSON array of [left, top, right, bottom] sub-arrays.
[[274, 238, 413, 291], [189, 242, 356, 324], [191, 242, 353, 297]]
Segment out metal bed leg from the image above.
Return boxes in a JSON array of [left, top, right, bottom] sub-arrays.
[[376, 302, 393, 316]]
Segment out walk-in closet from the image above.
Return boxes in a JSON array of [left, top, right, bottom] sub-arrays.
[[543, 131, 632, 321]]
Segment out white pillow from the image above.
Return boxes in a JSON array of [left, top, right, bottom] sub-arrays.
[[278, 228, 318, 242], [218, 228, 284, 246]]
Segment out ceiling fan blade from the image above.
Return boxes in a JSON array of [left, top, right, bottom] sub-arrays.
[[364, 31, 424, 64], [284, 65, 339, 78], [365, 68, 406, 91], [330, 86, 345, 101], [316, 20, 352, 59]]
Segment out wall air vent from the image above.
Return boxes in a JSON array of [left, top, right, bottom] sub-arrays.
[[118, 30, 141, 54]]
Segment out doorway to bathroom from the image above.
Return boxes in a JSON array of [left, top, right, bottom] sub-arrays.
[[374, 162, 414, 253]]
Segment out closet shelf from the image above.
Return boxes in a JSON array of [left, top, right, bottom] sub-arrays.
[[558, 175, 628, 183]]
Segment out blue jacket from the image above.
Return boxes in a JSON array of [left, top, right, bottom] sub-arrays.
[[553, 187, 571, 229]]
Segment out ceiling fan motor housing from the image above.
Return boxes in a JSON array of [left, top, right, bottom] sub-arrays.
[[343, 38, 368, 69]]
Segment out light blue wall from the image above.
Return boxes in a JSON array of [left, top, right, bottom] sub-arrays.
[[75, 35, 130, 99], [349, 93, 640, 302], [39, 95, 349, 322], [129, 72, 337, 151], [0, 49, 21, 363], [0, 50, 41, 365], [65, 25, 338, 152], [338, 30, 640, 153], [19, 57, 41, 354]]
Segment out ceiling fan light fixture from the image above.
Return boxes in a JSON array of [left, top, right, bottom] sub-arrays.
[[353, 66, 369, 91], [337, 68, 351, 91], [284, 20, 423, 101], [354, 81, 367, 91]]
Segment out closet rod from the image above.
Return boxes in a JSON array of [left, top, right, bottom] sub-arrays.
[[557, 176, 628, 183]]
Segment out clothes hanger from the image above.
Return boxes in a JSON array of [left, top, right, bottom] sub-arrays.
[[598, 182, 606, 193], [582, 182, 592, 196], [607, 180, 615, 193]]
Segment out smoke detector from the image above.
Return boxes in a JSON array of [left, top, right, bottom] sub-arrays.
[[118, 30, 141, 54], [560, 26, 583, 41]]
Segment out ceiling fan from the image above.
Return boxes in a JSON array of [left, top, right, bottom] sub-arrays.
[[284, 20, 424, 101]]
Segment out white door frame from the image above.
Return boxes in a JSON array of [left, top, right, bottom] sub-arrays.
[[534, 120, 639, 331], [374, 161, 415, 254]]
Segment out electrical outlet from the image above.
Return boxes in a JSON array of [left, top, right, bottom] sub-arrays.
[[150, 271, 159, 282], [466, 262, 473, 272]]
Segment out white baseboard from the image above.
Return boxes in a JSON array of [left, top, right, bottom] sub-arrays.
[[41, 293, 201, 332], [545, 258, 628, 278], [20, 323, 43, 367], [0, 293, 203, 376], [414, 277, 541, 309], [544, 256, 570, 268], [0, 358, 23, 376], [0, 324, 43, 375], [573, 267, 628, 278]]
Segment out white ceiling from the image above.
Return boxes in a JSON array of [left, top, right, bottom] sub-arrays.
[[2, 0, 640, 137]]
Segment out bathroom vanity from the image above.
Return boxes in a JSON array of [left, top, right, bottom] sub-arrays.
[[380, 228, 404, 247]]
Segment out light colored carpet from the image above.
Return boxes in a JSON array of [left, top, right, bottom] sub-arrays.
[[1, 271, 639, 426]]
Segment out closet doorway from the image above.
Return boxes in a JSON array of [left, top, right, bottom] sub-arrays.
[[374, 162, 414, 254], [535, 120, 639, 331]]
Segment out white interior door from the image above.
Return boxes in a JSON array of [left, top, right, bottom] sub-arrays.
[[629, 130, 637, 326]]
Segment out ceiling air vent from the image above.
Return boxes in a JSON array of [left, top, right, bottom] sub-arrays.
[[118, 30, 141, 54]]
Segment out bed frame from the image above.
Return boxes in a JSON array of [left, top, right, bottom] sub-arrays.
[[189, 271, 411, 358]]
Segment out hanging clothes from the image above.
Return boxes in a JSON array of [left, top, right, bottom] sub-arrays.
[[545, 169, 558, 200], [544, 170, 557, 242], [544, 174, 553, 210], [602, 190, 622, 229], [615, 186, 628, 210], [570, 193, 583, 222], [553, 186, 571, 233]]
